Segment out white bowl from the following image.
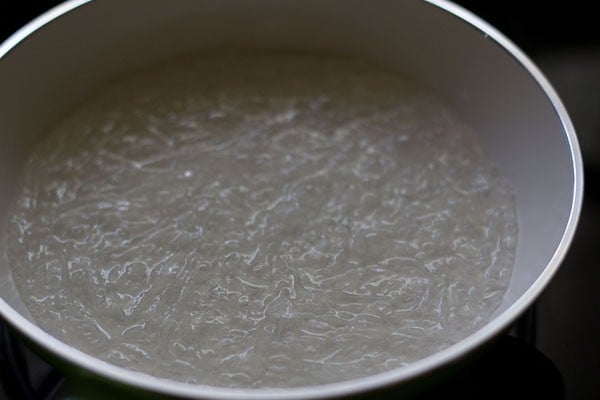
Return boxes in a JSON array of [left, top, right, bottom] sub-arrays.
[[0, 0, 583, 398]]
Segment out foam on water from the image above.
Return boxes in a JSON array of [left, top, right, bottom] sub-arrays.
[[6, 51, 517, 388]]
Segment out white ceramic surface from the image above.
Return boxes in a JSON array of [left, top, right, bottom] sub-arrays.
[[0, 1, 583, 398]]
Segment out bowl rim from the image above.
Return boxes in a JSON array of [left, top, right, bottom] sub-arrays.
[[0, 0, 584, 398]]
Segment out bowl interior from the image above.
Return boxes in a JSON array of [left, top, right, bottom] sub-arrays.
[[0, 0, 581, 395]]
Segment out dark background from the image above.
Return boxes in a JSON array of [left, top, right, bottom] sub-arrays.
[[1, 1, 599, 399]]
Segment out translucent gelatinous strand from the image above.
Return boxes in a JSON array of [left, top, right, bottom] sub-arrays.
[[6, 51, 517, 388]]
